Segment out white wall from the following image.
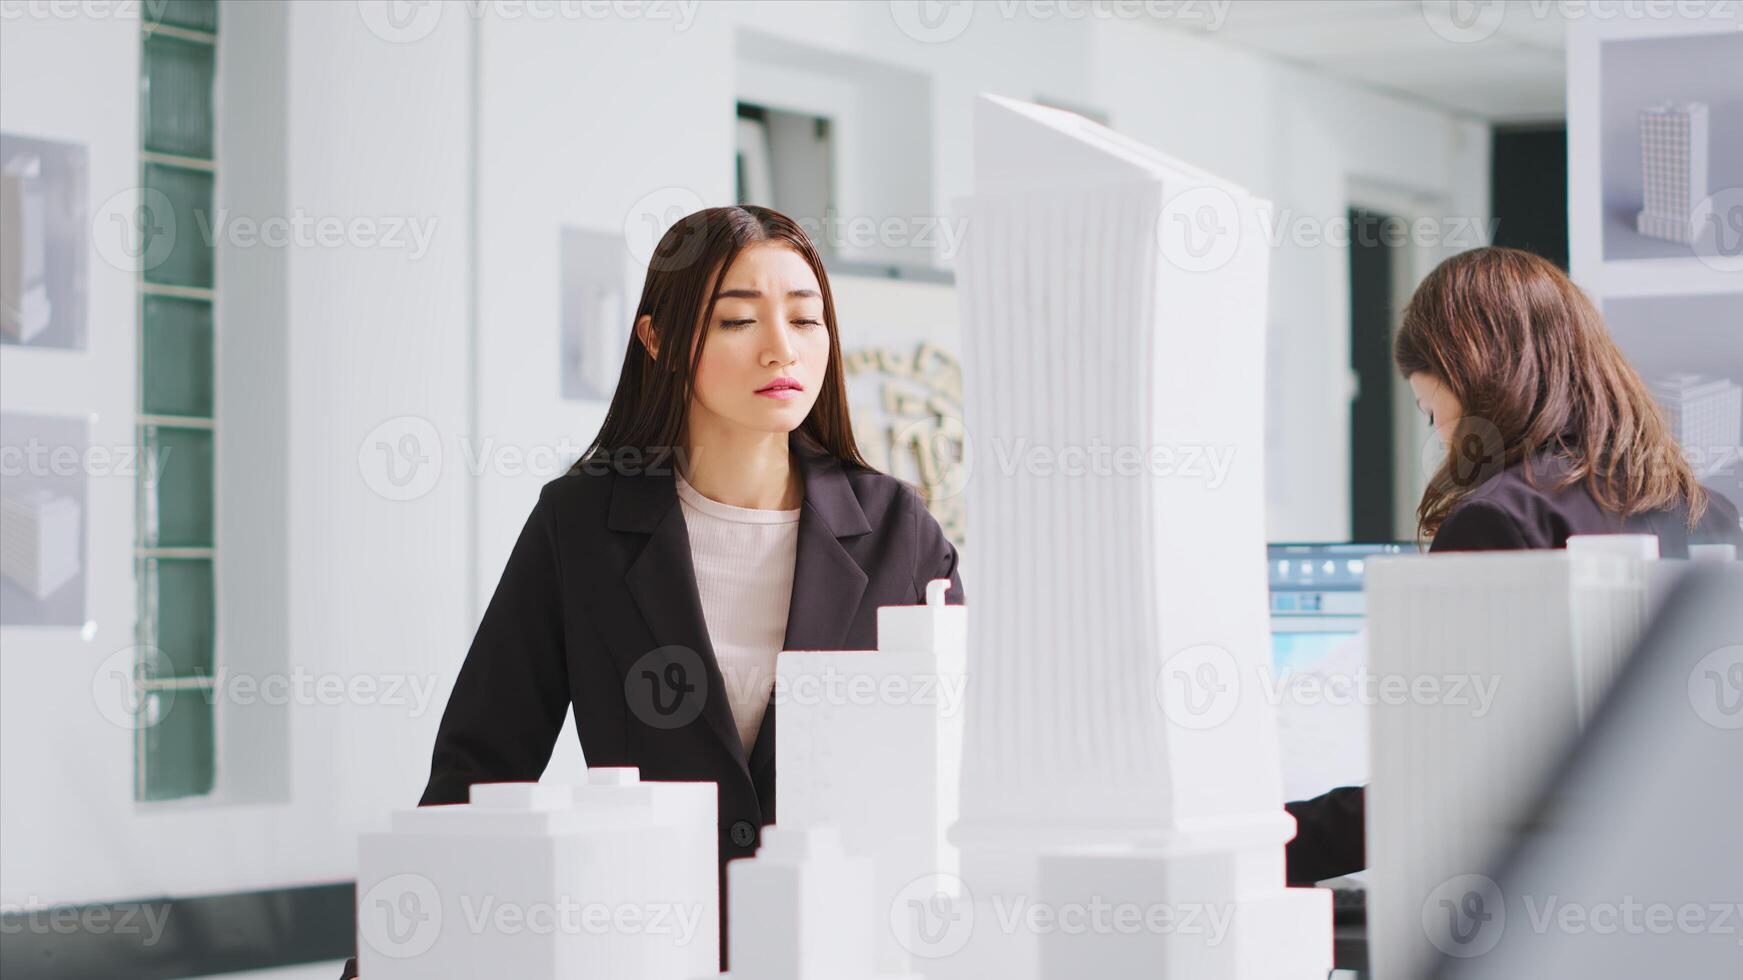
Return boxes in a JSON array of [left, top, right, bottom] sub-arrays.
[[0, 2, 148, 906], [1, 0, 1489, 909], [0, 0, 474, 905]]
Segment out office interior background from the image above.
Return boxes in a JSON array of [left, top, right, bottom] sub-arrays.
[[0, 1, 1738, 977]]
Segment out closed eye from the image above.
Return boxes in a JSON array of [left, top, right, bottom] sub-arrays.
[[720, 318, 755, 329], [793, 318, 822, 328]]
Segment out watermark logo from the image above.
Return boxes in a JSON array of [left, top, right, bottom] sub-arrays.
[[1423, 873, 1506, 957], [1688, 645, 1743, 730], [1156, 643, 1240, 730], [91, 188, 441, 273], [624, 644, 708, 729], [1158, 185, 1241, 273], [0, 899, 172, 947], [359, 873, 443, 959], [889, 0, 977, 43], [1694, 187, 1743, 274], [1422, 0, 1508, 44], [358, 415, 444, 502], [989, 437, 1238, 487], [90, 645, 176, 731], [624, 185, 708, 272], [891, 873, 975, 959], [356, 0, 703, 43], [357, 0, 445, 42], [92, 185, 177, 275], [1420, 416, 1507, 496]]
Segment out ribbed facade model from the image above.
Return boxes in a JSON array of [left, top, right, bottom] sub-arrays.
[[1366, 550, 1652, 978], [937, 94, 1329, 980]]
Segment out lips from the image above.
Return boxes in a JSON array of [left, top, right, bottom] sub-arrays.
[[756, 377, 804, 394]]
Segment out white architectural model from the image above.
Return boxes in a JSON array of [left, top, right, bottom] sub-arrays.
[[1650, 373, 1741, 476], [0, 152, 53, 343], [720, 826, 913, 980], [1366, 549, 1653, 979], [773, 578, 966, 975], [356, 769, 717, 980], [0, 488, 81, 598], [938, 94, 1328, 979], [1635, 102, 1710, 245]]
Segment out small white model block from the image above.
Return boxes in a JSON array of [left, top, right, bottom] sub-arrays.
[[1366, 551, 1652, 979], [1636, 102, 1710, 244], [0, 488, 81, 599], [1036, 842, 1330, 979], [1689, 543, 1738, 562], [1566, 532, 1660, 561], [775, 578, 966, 974], [719, 826, 914, 980], [356, 767, 718, 980]]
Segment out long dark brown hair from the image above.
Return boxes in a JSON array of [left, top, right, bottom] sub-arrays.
[[1395, 246, 1704, 541], [574, 205, 868, 475]]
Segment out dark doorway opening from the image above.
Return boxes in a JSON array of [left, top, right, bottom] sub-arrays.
[[1491, 125, 1569, 269], [1349, 207, 1402, 542]]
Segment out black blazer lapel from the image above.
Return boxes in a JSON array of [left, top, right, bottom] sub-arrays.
[[746, 439, 873, 783], [613, 469, 752, 780]]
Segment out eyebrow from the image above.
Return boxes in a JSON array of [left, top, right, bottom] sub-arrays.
[[716, 288, 820, 299]]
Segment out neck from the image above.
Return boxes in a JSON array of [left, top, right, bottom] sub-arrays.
[[680, 413, 802, 511]]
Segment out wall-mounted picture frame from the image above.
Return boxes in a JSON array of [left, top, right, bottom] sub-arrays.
[[0, 411, 89, 626], [0, 133, 89, 351], [558, 226, 634, 402], [1598, 33, 1743, 263], [1604, 291, 1743, 511]]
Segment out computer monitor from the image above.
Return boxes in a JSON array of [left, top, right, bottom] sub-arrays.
[[1267, 542, 1410, 673], [1266, 542, 1413, 803]]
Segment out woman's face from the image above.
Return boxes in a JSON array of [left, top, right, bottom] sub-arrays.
[[687, 242, 831, 439], [1409, 372, 1464, 446]]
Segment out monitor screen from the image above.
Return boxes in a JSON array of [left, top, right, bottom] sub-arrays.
[[1267, 542, 1409, 672], [1267, 542, 1412, 802]]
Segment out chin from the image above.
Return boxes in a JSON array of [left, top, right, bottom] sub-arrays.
[[733, 407, 808, 435]]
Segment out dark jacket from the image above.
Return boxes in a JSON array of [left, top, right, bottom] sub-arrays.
[[1426, 453, 1743, 556], [342, 434, 963, 976], [1284, 456, 1741, 884]]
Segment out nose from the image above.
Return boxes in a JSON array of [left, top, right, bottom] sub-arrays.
[[760, 322, 797, 367]]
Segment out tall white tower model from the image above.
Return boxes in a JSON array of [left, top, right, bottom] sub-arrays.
[[1650, 373, 1742, 477], [356, 768, 718, 980], [1636, 102, 1710, 245], [941, 95, 1329, 979], [1366, 550, 1653, 979], [775, 578, 967, 975]]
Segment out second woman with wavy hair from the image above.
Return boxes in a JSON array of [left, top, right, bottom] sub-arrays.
[[1284, 245, 1740, 888], [1397, 245, 1739, 553]]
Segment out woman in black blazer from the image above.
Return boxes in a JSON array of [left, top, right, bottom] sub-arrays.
[[343, 206, 961, 977], [1285, 246, 1741, 885]]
